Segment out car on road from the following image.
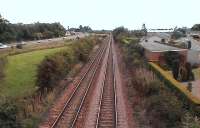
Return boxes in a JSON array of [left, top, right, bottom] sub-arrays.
[[20, 41, 26, 45], [0, 43, 10, 49]]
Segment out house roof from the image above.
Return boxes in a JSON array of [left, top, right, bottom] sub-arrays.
[[176, 37, 200, 51], [140, 40, 187, 52]]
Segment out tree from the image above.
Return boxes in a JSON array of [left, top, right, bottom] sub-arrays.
[[79, 25, 83, 30], [172, 60, 180, 80], [112, 26, 129, 41], [185, 62, 194, 81], [188, 41, 191, 49], [192, 24, 200, 31], [164, 51, 181, 69], [0, 14, 67, 43]]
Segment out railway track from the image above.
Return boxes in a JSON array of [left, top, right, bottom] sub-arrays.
[[95, 37, 117, 128], [46, 36, 111, 128], [72, 36, 118, 128]]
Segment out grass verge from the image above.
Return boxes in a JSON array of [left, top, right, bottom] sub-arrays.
[[0, 46, 69, 98]]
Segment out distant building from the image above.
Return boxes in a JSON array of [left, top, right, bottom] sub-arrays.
[[175, 37, 200, 65], [65, 31, 71, 36], [140, 36, 188, 62], [188, 50, 200, 65]]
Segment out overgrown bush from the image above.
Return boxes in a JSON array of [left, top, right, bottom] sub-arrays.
[[122, 39, 145, 67], [36, 37, 99, 93], [16, 44, 23, 49], [73, 38, 94, 62], [132, 68, 158, 96], [0, 98, 20, 128], [0, 56, 7, 79], [112, 26, 129, 41], [146, 91, 183, 128], [36, 54, 67, 92], [164, 51, 194, 81], [181, 113, 200, 128]]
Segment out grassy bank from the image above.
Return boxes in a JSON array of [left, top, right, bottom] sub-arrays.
[[0, 39, 70, 57], [0, 36, 103, 128], [0, 46, 69, 98]]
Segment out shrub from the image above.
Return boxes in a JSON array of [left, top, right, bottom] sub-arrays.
[[72, 38, 95, 62], [0, 98, 20, 128], [164, 51, 181, 69], [122, 40, 144, 67], [185, 62, 194, 81], [0, 56, 7, 79], [132, 68, 159, 96], [187, 82, 192, 92], [36, 54, 69, 92], [112, 27, 129, 41], [36, 37, 99, 93], [178, 65, 188, 81], [146, 91, 183, 128], [16, 44, 23, 49], [181, 113, 200, 128]]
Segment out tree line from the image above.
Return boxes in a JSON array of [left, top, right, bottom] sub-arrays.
[[192, 24, 200, 31], [0, 14, 66, 43], [69, 25, 92, 33]]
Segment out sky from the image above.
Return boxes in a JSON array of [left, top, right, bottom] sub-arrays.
[[0, 0, 200, 30]]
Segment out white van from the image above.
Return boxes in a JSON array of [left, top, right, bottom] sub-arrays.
[[0, 43, 10, 49]]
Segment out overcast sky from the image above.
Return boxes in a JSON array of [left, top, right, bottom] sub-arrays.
[[0, 0, 200, 30]]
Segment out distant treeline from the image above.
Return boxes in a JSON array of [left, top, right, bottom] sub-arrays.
[[191, 24, 200, 31], [69, 25, 92, 33], [0, 15, 67, 43]]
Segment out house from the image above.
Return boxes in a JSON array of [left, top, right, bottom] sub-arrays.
[[140, 36, 188, 62], [175, 37, 200, 65]]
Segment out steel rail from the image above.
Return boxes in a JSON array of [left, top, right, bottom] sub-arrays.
[[95, 36, 117, 128], [69, 36, 112, 128], [50, 37, 110, 128]]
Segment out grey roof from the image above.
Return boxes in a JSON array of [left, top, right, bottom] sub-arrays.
[[176, 37, 200, 51], [140, 41, 187, 52]]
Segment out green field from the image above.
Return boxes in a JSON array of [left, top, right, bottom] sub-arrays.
[[0, 46, 69, 98]]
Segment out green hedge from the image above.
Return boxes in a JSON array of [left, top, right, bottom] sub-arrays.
[[36, 37, 100, 92], [148, 62, 200, 116]]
